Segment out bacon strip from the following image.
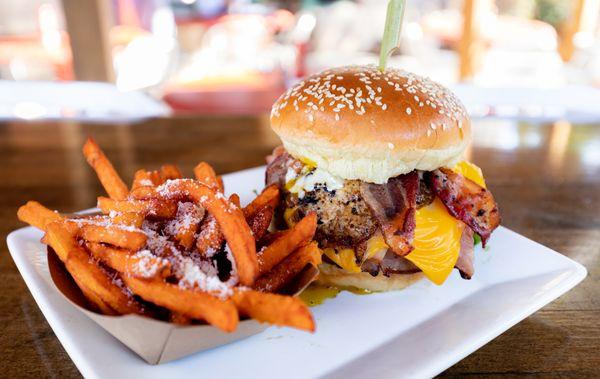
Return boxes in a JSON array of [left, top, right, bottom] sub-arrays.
[[455, 227, 474, 279], [265, 146, 303, 188], [265, 146, 286, 187], [360, 172, 418, 256], [428, 168, 500, 246]]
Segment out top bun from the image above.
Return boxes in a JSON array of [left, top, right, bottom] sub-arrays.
[[270, 65, 471, 183]]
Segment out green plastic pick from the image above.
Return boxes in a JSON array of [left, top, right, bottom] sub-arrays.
[[379, 0, 406, 72]]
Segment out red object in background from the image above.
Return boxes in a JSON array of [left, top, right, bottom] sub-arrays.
[[163, 72, 286, 115]]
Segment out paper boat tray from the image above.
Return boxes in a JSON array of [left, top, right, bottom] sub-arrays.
[[47, 248, 318, 364]]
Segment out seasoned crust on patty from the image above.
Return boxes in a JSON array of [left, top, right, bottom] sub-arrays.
[[286, 180, 378, 248]]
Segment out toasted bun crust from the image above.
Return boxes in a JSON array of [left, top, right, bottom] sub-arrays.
[[270, 65, 471, 183], [316, 263, 424, 292]]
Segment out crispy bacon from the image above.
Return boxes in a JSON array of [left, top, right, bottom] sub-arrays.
[[360, 172, 418, 256], [428, 168, 500, 246], [455, 227, 474, 279], [265, 146, 287, 187], [265, 146, 302, 188]]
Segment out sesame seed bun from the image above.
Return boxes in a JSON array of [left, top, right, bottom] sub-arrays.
[[316, 263, 424, 292], [270, 65, 471, 184]]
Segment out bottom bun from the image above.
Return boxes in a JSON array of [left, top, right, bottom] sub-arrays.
[[316, 263, 424, 292]]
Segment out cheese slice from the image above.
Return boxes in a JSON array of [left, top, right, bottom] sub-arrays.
[[404, 161, 486, 285], [404, 198, 465, 284], [453, 161, 487, 188]]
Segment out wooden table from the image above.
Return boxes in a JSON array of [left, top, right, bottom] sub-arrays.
[[1, 117, 598, 377]]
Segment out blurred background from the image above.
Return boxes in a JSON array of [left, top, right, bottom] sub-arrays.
[[0, 0, 599, 121]]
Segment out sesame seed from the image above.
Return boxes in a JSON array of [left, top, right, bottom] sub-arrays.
[[270, 64, 467, 125], [388, 143, 394, 149]]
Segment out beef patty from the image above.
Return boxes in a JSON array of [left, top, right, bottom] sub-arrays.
[[286, 180, 378, 248]]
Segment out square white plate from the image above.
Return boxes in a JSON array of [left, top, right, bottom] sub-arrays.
[[8, 166, 587, 379]]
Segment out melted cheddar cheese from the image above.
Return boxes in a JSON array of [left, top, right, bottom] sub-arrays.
[[453, 160, 487, 188], [405, 198, 465, 284], [323, 248, 362, 272], [322, 233, 390, 273], [404, 161, 485, 284]]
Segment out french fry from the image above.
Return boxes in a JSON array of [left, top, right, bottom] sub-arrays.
[[243, 185, 279, 218], [86, 242, 171, 279], [131, 169, 161, 189], [259, 231, 286, 247], [254, 242, 321, 292], [45, 222, 144, 315], [128, 185, 158, 200], [160, 164, 182, 181], [229, 193, 241, 208], [124, 276, 239, 332], [175, 225, 199, 251], [97, 197, 177, 218], [170, 204, 204, 250], [247, 205, 274, 242], [189, 184, 257, 286], [111, 212, 145, 228], [73, 276, 119, 316], [44, 222, 77, 262], [169, 312, 192, 325], [21, 138, 320, 331], [258, 213, 317, 276], [83, 138, 129, 200], [150, 181, 258, 286], [78, 223, 147, 251], [196, 214, 224, 256], [193, 162, 223, 192], [232, 289, 315, 331], [17, 201, 62, 231]]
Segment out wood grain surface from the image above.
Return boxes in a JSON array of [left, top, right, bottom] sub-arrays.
[[0, 117, 598, 378]]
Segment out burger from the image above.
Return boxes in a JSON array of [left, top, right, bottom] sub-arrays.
[[265, 65, 500, 291]]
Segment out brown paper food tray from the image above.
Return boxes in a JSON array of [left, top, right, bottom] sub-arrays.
[[47, 248, 318, 364]]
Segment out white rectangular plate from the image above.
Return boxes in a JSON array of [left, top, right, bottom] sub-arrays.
[[8, 166, 587, 379]]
